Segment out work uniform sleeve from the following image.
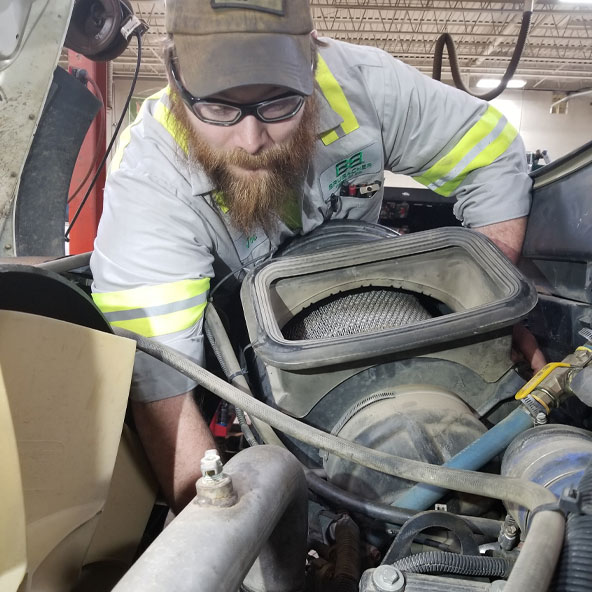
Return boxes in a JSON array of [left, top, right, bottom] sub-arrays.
[[370, 50, 531, 227], [91, 162, 215, 403]]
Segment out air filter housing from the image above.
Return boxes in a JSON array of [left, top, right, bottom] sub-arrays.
[[241, 227, 537, 418]]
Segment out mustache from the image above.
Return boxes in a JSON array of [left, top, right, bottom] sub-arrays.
[[213, 145, 294, 172]]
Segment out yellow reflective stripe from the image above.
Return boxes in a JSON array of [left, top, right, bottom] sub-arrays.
[[92, 278, 210, 313], [152, 89, 189, 155], [316, 55, 359, 146], [413, 105, 517, 197], [434, 121, 518, 196], [108, 301, 207, 338], [321, 130, 340, 145], [414, 106, 502, 188], [213, 191, 229, 214], [110, 87, 187, 172]]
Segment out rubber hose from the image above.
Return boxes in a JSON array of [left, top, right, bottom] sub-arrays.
[[305, 471, 502, 540], [203, 312, 259, 447], [113, 327, 564, 592], [392, 551, 513, 578], [553, 515, 592, 592], [432, 10, 532, 101], [553, 460, 592, 591], [576, 459, 592, 515]]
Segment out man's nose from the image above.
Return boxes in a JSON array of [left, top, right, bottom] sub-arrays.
[[232, 115, 269, 154]]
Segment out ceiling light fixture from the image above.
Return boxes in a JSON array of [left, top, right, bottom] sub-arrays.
[[476, 78, 527, 89]]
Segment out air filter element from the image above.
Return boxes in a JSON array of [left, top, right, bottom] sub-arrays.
[[283, 288, 431, 341]]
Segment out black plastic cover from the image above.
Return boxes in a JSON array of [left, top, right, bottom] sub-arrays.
[[242, 227, 537, 370]]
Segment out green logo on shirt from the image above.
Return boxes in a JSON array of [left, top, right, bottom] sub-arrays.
[[328, 150, 374, 192], [246, 235, 258, 248]]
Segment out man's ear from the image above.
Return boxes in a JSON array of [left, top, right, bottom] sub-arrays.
[[310, 30, 319, 41]]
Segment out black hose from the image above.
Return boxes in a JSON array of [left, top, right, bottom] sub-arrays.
[[553, 515, 592, 592], [577, 459, 592, 515], [306, 472, 502, 540], [553, 460, 592, 591], [392, 551, 513, 578], [432, 10, 532, 101]]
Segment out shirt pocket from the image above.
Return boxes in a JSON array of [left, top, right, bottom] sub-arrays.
[[333, 172, 385, 221]]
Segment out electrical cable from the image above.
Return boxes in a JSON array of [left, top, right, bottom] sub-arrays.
[[68, 75, 106, 204], [65, 30, 142, 241], [432, 6, 532, 101]]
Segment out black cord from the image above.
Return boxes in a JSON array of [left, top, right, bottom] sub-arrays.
[[65, 30, 142, 241], [208, 251, 273, 301], [431, 10, 532, 101]]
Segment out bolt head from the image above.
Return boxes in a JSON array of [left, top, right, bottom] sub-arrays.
[[372, 566, 405, 591]]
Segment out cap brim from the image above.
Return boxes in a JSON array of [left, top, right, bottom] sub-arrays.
[[174, 32, 314, 98]]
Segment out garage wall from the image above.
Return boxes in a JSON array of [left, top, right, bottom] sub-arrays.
[[491, 90, 592, 160]]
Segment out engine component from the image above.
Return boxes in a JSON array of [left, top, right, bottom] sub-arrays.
[[323, 387, 486, 505], [554, 460, 592, 592], [395, 407, 533, 511], [382, 511, 480, 564], [112, 446, 308, 592], [360, 569, 499, 591], [283, 288, 431, 340], [242, 226, 536, 419], [501, 424, 592, 529], [514, 344, 592, 419], [391, 551, 512, 579], [121, 327, 566, 592], [311, 514, 361, 592], [568, 365, 592, 407], [305, 471, 503, 539]]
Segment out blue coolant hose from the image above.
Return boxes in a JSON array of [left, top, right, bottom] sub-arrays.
[[394, 407, 534, 511]]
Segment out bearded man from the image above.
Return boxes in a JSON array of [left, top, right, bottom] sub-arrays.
[[91, 0, 538, 512]]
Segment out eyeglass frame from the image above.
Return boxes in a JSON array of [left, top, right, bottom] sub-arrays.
[[167, 53, 306, 127]]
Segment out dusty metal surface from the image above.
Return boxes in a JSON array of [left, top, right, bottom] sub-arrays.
[[0, 0, 73, 255]]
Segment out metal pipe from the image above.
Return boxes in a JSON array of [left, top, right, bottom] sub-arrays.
[[549, 89, 592, 112], [112, 446, 308, 592]]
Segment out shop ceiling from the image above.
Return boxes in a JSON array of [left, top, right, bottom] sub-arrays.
[[110, 0, 591, 92]]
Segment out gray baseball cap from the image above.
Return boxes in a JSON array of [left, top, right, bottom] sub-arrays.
[[166, 0, 315, 98]]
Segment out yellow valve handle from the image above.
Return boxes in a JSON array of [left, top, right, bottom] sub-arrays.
[[515, 362, 571, 400]]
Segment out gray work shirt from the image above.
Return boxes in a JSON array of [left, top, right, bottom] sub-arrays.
[[91, 38, 531, 403]]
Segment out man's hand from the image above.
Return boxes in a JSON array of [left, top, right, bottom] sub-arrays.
[[474, 217, 546, 373], [132, 392, 216, 514], [512, 323, 547, 373]]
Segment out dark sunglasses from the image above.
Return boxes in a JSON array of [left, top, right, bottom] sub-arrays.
[[168, 55, 306, 126]]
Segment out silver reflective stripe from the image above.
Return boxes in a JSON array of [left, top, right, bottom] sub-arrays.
[[428, 115, 509, 191], [103, 292, 208, 322]]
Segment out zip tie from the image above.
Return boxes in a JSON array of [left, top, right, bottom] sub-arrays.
[[228, 368, 248, 382]]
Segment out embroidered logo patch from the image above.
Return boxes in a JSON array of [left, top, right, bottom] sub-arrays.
[[320, 142, 383, 195], [211, 0, 284, 15]]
